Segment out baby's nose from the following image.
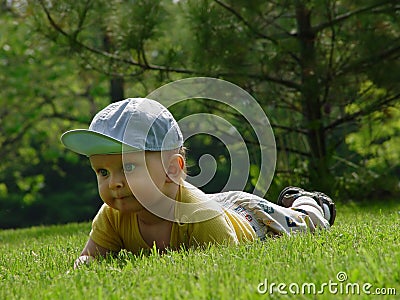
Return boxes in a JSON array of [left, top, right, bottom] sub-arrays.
[[109, 173, 125, 189]]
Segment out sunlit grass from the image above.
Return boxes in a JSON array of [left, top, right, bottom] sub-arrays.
[[0, 201, 399, 299]]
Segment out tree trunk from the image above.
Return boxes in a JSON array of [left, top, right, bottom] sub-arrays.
[[295, 3, 332, 191], [103, 32, 124, 103], [110, 76, 124, 102]]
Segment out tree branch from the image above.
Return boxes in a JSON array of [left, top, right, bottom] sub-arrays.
[[72, 0, 93, 41], [276, 146, 310, 157], [38, 0, 302, 90], [37, 0, 196, 74], [339, 43, 400, 76], [313, 0, 398, 33], [213, 0, 276, 42], [325, 92, 400, 132], [272, 124, 307, 135]]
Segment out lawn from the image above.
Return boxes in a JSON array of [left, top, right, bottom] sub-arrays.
[[0, 201, 399, 299]]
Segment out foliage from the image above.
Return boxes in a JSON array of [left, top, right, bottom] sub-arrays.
[[0, 6, 108, 228], [0, 1, 400, 227], [340, 83, 400, 199], [0, 202, 399, 299], [31, 0, 400, 190]]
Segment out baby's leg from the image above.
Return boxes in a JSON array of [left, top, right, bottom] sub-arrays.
[[277, 186, 336, 227], [211, 191, 318, 238], [290, 196, 330, 229]]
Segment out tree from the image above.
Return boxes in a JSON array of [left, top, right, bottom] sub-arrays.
[[1, 0, 399, 228], [0, 3, 111, 227], [32, 0, 400, 196]]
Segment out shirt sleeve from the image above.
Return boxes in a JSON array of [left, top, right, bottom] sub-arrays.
[[90, 204, 123, 252]]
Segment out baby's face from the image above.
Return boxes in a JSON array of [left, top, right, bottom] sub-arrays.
[[89, 151, 171, 214]]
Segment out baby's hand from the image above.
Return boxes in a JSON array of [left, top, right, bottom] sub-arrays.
[[74, 255, 95, 269]]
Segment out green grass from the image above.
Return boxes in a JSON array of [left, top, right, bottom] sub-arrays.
[[1, 202, 399, 300]]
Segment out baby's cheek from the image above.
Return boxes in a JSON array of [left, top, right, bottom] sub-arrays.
[[98, 184, 110, 200]]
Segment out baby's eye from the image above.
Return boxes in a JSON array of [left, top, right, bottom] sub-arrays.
[[123, 163, 136, 173], [98, 169, 108, 177]]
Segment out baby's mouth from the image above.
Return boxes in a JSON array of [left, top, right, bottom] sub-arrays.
[[114, 195, 130, 201]]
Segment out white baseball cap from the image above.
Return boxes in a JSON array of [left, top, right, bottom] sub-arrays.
[[61, 98, 183, 156]]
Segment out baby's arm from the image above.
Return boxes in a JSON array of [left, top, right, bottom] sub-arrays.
[[74, 237, 111, 269]]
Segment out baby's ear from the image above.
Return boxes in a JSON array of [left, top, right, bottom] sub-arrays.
[[166, 154, 185, 183]]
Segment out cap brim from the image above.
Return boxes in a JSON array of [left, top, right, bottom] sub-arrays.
[[61, 129, 139, 156]]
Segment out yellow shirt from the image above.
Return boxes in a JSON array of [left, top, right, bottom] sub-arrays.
[[90, 182, 256, 253]]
